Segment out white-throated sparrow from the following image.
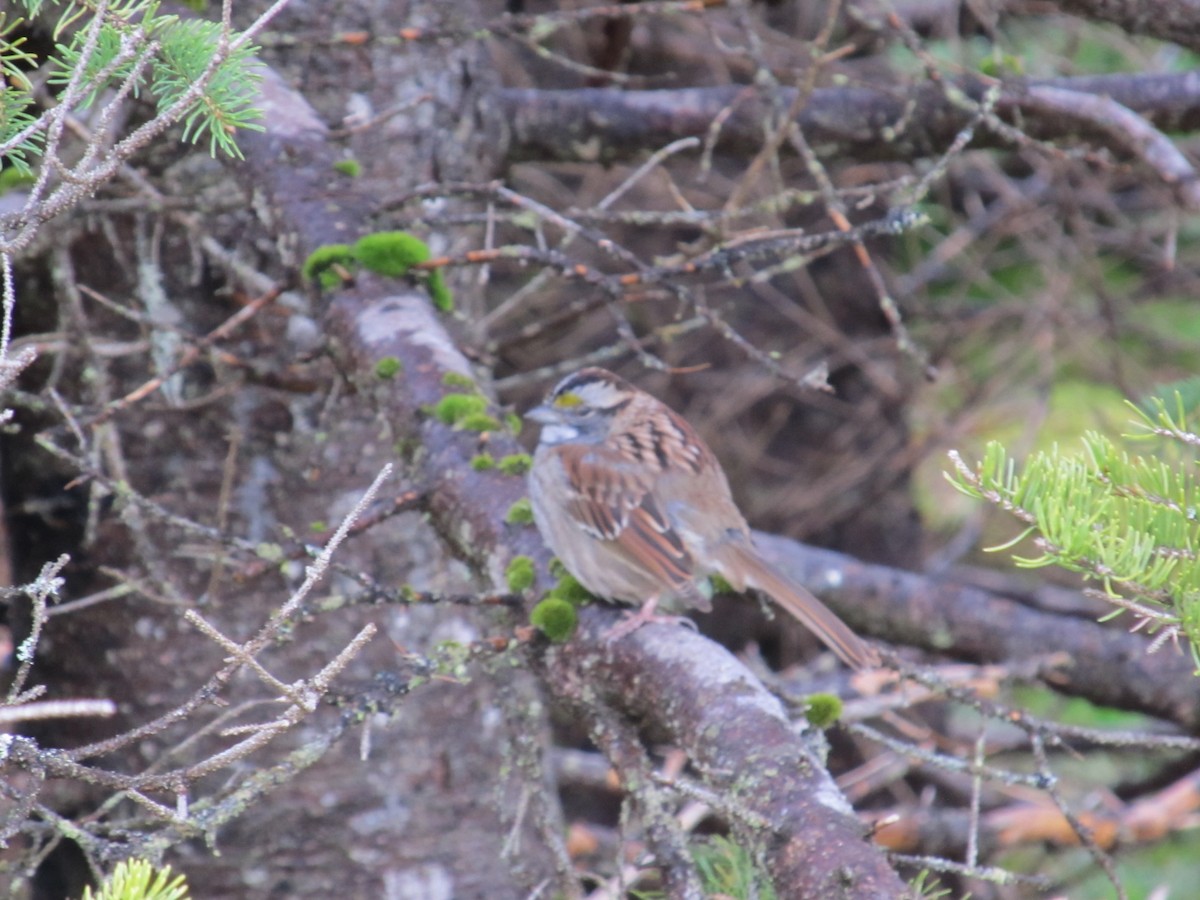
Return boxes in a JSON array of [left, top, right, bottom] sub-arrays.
[[526, 367, 879, 669]]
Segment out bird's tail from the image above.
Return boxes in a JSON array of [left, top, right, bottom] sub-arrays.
[[716, 543, 880, 670]]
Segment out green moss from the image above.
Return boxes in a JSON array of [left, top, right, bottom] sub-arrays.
[[471, 453, 496, 471], [432, 392, 488, 425], [374, 356, 402, 379], [338, 231, 453, 310], [442, 371, 477, 390], [427, 270, 454, 311], [332, 158, 361, 177], [531, 598, 577, 641], [255, 542, 285, 563], [309, 521, 328, 533], [505, 498, 534, 525], [459, 412, 502, 432], [352, 231, 431, 278], [709, 573, 735, 594], [305, 228, 450, 312], [497, 453, 532, 476], [505, 555, 536, 593], [547, 572, 593, 606], [504, 412, 522, 436], [433, 641, 471, 681], [548, 557, 569, 579], [301, 244, 356, 289], [803, 692, 844, 729]]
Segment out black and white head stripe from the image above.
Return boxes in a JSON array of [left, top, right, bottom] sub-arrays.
[[549, 368, 633, 413]]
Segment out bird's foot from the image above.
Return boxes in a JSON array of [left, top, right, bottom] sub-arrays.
[[603, 596, 696, 641]]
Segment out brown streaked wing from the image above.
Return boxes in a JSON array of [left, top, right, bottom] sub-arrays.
[[558, 444, 695, 590]]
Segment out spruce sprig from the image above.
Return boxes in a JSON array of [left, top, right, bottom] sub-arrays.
[[948, 391, 1200, 666]]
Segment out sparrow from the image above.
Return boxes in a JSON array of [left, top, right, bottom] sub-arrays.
[[526, 367, 879, 669]]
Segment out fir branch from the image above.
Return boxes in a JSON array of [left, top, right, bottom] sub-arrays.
[[949, 395, 1200, 664]]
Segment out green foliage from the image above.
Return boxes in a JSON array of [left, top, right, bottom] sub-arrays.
[[374, 356, 402, 379], [505, 498, 534, 525], [0, 16, 41, 175], [83, 859, 189, 900], [1011, 683, 1153, 733], [40, 6, 262, 159], [692, 836, 776, 900], [1135, 300, 1200, 348], [1137, 377, 1200, 420], [332, 158, 361, 177], [948, 391, 1200, 664], [470, 452, 495, 471], [623, 836, 775, 900], [802, 692, 844, 729], [153, 20, 263, 156], [977, 51, 1024, 77], [908, 869, 953, 899], [505, 555, 536, 593], [1074, 830, 1200, 899], [0, 12, 36, 80], [50, 17, 131, 107], [0, 163, 35, 193], [530, 597, 576, 641], [441, 371, 477, 390]]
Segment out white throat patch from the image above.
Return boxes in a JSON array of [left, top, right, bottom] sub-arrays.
[[540, 422, 580, 446]]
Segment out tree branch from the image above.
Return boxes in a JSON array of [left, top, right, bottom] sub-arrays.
[[496, 71, 1200, 185], [232, 54, 907, 898], [1050, 0, 1200, 51], [752, 532, 1200, 730], [542, 611, 908, 898]]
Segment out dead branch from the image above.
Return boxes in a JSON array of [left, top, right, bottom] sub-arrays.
[[1049, 0, 1200, 50], [496, 71, 1200, 172], [874, 763, 1200, 853], [752, 532, 1200, 730]]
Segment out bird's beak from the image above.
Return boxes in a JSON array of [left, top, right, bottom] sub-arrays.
[[524, 404, 560, 425]]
